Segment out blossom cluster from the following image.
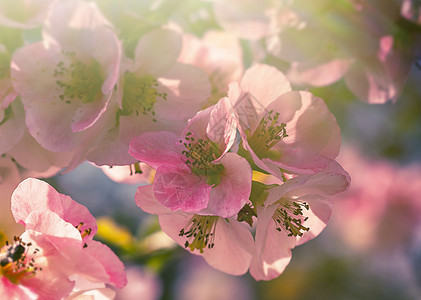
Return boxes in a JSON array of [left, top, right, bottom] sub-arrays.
[[0, 0, 419, 298]]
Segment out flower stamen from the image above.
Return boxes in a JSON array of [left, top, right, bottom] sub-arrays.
[[54, 52, 103, 105], [179, 215, 218, 253], [247, 110, 287, 159], [179, 132, 224, 178], [121, 72, 167, 121], [273, 200, 309, 237], [0, 236, 42, 284]]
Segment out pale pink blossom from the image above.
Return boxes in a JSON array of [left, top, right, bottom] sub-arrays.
[[87, 27, 211, 166], [135, 184, 254, 276], [130, 98, 252, 218], [10, 0, 121, 158], [229, 63, 341, 177], [250, 161, 350, 280], [0, 178, 127, 299]]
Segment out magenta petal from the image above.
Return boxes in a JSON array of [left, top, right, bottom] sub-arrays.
[[11, 178, 97, 237], [129, 131, 185, 169], [153, 165, 211, 213], [208, 153, 252, 218]]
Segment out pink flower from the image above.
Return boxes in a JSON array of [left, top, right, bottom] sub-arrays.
[[178, 30, 243, 106], [250, 161, 350, 280], [229, 64, 341, 177], [130, 98, 252, 218], [0, 178, 127, 299], [135, 184, 254, 276], [87, 27, 211, 166], [11, 0, 121, 156]]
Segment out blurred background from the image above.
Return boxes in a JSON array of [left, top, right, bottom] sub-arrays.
[[1, 0, 421, 299]]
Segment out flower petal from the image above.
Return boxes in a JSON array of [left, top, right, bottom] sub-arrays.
[[11, 178, 97, 238], [129, 131, 185, 170], [208, 153, 252, 218], [153, 164, 211, 213], [135, 185, 173, 215], [135, 28, 181, 76]]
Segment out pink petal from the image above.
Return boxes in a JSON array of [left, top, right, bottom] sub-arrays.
[[135, 28, 182, 76], [250, 205, 295, 281], [213, 0, 272, 41], [43, 0, 112, 48], [296, 195, 333, 246], [240, 64, 292, 110], [202, 218, 254, 276], [82, 240, 127, 289], [135, 185, 173, 215], [288, 160, 351, 198], [24, 210, 82, 241], [129, 131, 185, 169], [208, 153, 252, 218], [345, 60, 395, 104], [8, 130, 73, 173], [11, 178, 97, 237], [154, 62, 211, 122], [19, 231, 76, 299], [206, 98, 238, 158], [11, 42, 63, 106], [288, 58, 350, 87], [284, 91, 341, 159], [0, 277, 33, 299], [159, 213, 254, 275], [153, 164, 211, 213]]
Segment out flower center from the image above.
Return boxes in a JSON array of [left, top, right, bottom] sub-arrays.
[[272, 200, 309, 237], [179, 215, 219, 253], [121, 72, 167, 120], [247, 110, 287, 159], [54, 52, 103, 105], [179, 132, 225, 185], [0, 237, 41, 284]]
